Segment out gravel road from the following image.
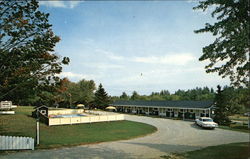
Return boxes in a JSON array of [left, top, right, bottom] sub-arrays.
[[1, 114, 248, 159]]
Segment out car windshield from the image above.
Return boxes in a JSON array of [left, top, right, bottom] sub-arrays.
[[203, 119, 213, 122]]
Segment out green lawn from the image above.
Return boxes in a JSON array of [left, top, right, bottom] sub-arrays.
[[218, 124, 249, 133], [162, 142, 250, 159], [183, 142, 249, 159], [0, 106, 157, 149], [229, 114, 248, 121]]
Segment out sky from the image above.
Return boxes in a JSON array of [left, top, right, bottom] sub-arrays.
[[38, 1, 230, 96]]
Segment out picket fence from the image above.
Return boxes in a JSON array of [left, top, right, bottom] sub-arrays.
[[0, 136, 34, 150]]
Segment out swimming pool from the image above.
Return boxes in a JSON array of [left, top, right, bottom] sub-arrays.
[[52, 114, 86, 118]]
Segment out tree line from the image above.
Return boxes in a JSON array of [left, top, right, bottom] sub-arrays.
[[113, 87, 215, 101], [16, 78, 111, 109]]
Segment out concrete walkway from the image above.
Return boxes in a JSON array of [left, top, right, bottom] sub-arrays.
[[1, 114, 248, 159]]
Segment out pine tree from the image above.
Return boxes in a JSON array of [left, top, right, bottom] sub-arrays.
[[131, 91, 139, 100], [94, 84, 110, 109], [120, 92, 129, 100], [214, 85, 231, 125]]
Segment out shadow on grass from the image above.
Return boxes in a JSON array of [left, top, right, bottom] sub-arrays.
[[183, 142, 249, 159], [0, 132, 25, 137]]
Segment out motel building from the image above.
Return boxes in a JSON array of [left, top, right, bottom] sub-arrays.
[[111, 100, 214, 120]]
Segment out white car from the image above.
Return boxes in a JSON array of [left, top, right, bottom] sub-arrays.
[[195, 117, 218, 129]]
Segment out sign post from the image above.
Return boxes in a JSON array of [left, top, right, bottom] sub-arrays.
[[36, 109, 40, 145]]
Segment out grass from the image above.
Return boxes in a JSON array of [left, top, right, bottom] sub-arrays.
[[218, 124, 249, 133], [229, 114, 248, 121], [0, 106, 157, 149], [220, 114, 249, 133], [161, 142, 250, 159]]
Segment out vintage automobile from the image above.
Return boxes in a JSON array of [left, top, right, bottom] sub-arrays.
[[195, 117, 218, 129]]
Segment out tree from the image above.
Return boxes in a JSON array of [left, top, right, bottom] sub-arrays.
[[55, 79, 96, 107], [169, 95, 181, 101], [0, 0, 69, 104], [53, 78, 71, 107], [214, 85, 230, 125], [78, 79, 96, 105], [194, 0, 249, 87], [222, 86, 246, 114], [160, 90, 170, 96], [150, 95, 165, 101], [120, 92, 129, 100], [131, 91, 140, 100], [94, 84, 110, 109]]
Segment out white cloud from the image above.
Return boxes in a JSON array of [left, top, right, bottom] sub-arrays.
[[108, 54, 124, 61], [132, 53, 196, 65], [82, 63, 124, 69], [186, 0, 196, 3], [111, 64, 229, 92], [68, 1, 81, 9], [39, 1, 66, 8], [95, 49, 124, 61], [59, 72, 95, 80], [39, 1, 81, 9]]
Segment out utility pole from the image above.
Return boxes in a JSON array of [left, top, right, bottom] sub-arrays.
[[36, 109, 40, 145]]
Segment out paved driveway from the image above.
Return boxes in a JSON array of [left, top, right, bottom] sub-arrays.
[[1, 114, 248, 159]]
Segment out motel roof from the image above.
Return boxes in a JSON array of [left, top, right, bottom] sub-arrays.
[[111, 100, 214, 109]]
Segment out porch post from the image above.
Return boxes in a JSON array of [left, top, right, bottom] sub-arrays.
[[183, 109, 185, 120]]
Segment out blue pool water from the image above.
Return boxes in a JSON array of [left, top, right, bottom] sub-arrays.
[[53, 114, 85, 118]]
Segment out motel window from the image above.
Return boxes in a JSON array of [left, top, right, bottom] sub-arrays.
[[167, 108, 173, 112], [190, 109, 193, 112]]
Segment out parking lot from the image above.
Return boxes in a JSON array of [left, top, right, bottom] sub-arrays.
[[1, 114, 248, 159]]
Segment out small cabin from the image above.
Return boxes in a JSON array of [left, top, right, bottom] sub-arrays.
[[32, 105, 49, 117]]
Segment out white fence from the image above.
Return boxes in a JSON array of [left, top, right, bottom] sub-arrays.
[[0, 136, 34, 150], [49, 114, 125, 126]]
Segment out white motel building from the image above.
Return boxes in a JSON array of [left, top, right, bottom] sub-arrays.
[[111, 100, 214, 120]]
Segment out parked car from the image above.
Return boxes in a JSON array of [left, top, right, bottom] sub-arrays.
[[195, 117, 218, 129]]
